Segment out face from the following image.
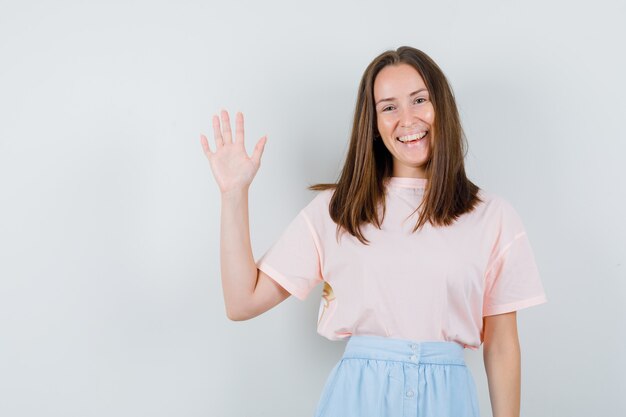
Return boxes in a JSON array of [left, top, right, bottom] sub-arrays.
[[373, 63, 435, 178]]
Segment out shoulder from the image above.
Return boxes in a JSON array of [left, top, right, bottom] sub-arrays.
[[477, 188, 518, 214], [302, 188, 334, 213], [299, 188, 335, 231], [475, 188, 527, 235]]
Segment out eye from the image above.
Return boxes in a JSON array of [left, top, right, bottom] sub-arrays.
[[381, 105, 395, 112], [414, 97, 427, 104]]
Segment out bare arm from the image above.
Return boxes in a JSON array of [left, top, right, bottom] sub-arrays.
[[201, 110, 290, 321], [220, 188, 290, 320], [483, 311, 521, 417]]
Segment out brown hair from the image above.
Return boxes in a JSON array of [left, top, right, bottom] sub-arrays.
[[308, 46, 482, 245]]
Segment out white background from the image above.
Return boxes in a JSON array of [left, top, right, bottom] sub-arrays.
[[1, 0, 624, 416]]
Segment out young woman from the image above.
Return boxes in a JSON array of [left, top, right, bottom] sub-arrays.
[[201, 46, 547, 417]]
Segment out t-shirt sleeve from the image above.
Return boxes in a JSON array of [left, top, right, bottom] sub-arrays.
[[482, 200, 548, 316], [255, 208, 323, 301]]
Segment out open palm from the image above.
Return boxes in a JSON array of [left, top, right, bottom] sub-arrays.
[[201, 110, 267, 194]]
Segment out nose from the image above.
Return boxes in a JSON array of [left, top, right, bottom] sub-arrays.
[[399, 106, 415, 128]]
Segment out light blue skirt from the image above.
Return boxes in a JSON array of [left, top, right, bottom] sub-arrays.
[[313, 335, 480, 417]]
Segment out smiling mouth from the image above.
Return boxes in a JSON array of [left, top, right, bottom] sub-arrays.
[[396, 131, 428, 144]]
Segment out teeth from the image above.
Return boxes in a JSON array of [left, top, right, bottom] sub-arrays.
[[397, 131, 427, 142]]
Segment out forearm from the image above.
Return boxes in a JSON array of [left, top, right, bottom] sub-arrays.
[[483, 340, 521, 417], [220, 188, 258, 320]]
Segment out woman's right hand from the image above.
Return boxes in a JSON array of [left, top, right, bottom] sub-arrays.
[[200, 109, 267, 195]]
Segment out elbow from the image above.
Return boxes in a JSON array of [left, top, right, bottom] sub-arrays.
[[225, 306, 253, 321], [226, 309, 248, 321]]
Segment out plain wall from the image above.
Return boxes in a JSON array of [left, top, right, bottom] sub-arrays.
[[1, 0, 624, 416]]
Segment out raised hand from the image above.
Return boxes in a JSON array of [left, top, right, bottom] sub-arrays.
[[201, 110, 267, 195]]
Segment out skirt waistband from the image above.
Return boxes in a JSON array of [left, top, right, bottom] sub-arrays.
[[342, 335, 466, 365]]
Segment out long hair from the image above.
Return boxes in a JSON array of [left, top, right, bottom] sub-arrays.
[[309, 46, 482, 245]]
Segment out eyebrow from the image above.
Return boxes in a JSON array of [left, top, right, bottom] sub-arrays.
[[375, 88, 428, 106]]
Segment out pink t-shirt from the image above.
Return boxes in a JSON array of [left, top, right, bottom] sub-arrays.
[[255, 177, 548, 350]]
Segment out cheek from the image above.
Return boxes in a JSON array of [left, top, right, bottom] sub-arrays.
[[376, 116, 393, 135], [423, 105, 435, 123]]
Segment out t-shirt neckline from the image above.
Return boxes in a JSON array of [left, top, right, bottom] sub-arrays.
[[385, 176, 428, 189]]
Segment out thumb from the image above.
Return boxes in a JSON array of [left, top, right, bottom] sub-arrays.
[[251, 135, 267, 165]]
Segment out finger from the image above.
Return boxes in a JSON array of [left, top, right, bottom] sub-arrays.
[[221, 109, 233, 144], [212, 115, 224, 148], [234, 111, 244, 144], [200, 134, 212, 156], [251, 135, 267, 165]]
